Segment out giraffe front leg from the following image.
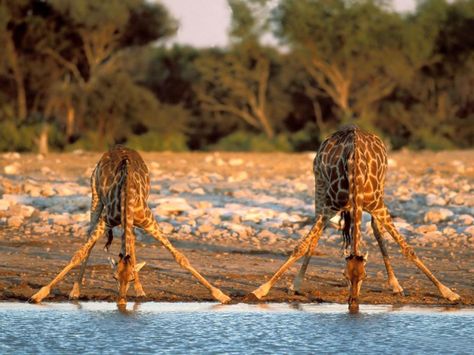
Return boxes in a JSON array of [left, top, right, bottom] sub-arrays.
[[288, 233, 320, 296], [129, 231, 146, 297], [371, 216, 404, 295], [142, 218, 231, 304], [70, 189, 105, 299], [251, 216, 326, 300], [374, 207, 460, 302], [29, 219, 106, 304]]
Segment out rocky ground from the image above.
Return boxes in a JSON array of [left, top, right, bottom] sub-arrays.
[[0, 150, 473, 306]]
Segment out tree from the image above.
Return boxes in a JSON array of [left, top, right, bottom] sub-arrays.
[[273, 0, 430, 124], [194, 0, 276, 138]]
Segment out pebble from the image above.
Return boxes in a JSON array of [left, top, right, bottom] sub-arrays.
[[457, 214, 473, 225], [464, 226, 474, 237], [153, 198, 193, 214], [169, 183, 190, 193], [228, 158, 244, 166], [426, 194, 447, 206], [228, 171, 248, 182], [7, 216, 23, 228], [4, 164, 19, 174], [424, 208, 454, 223]]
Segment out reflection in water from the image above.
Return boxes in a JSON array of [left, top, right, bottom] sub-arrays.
[[0, 302, 472, 354]]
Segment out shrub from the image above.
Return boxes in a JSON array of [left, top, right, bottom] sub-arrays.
[[127, 131, 188, 151], [211, 131, 292, 152]]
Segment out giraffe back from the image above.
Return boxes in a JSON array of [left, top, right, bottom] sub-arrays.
[[314, 126, 387, 213], [93, 145, 150, 226]]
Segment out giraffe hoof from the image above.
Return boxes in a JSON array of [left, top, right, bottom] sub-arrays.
[[69, 283, 81, 300], [211, 288, 231, 304], [135, 289, 146, 298], [29, 286, 50, 304], [439, 284, 461, 302]]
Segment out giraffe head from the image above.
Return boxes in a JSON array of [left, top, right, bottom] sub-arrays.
[[344, 252, 368, 312], [110, 254, 146, 306]]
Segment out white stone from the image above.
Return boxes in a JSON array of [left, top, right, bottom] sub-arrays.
[[192, 187, 206, 195], [0, 199, 10, 211], [294, 182, 308, 192], [41, 185, 56, 197], [2, 152, 20, 159], [228, 171, 248, 182], [54, 186, 76, 196], [464, 226, 474, 237], [258, 230, 279, 244], [387, 158, 397, 167], [7, 216, 23, 228], [158, 222, 175, 234], [49, 213, 72, 226], [426, 194, 446, 206], [228, 158, 244, 166], [457, 214, 474, 225], [154, 198, 192, 214], [169, 183, 190, 193], [198, 224, 214, 234], [4, 164, 19, 174], [424, 208, 454, 223], [415, 224, 438, 234], [19, 205, 35, 218], [33, 224, 52, 234]]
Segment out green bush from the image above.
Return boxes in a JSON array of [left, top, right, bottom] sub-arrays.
[[0, 121, 38, 152], [127, 131, 188, 151], [67, 131, 111, 151], [211, 131, 292, 152]]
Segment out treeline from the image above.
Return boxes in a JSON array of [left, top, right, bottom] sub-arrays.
[[0, 0, 472, 153]]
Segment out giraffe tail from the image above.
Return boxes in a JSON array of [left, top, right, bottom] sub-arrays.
[[118, 158, 134, 258], [341, 210, 352, 250]]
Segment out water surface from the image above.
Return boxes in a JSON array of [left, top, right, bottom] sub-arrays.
[[0, 302, 472, 354]]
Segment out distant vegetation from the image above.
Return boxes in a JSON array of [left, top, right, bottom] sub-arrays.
[[0, 0, 472, 153]]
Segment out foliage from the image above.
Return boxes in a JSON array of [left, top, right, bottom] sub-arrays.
[[211, 131, 292, 152], [0, 0, 472, 152], [127, 132, 188, 152]]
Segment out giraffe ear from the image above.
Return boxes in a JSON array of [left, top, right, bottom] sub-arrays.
[[108, 257, 117, 269], [363, 251, 369, 262], [135, 261, 146, 273]]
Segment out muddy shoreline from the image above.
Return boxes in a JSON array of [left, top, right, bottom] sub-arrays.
[[0, 151, 473, 305]]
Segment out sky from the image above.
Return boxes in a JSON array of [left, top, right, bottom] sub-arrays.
[[159, 0, 417, 48]]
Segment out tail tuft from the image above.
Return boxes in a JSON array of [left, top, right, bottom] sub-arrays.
[[341, 211, 352, 250]]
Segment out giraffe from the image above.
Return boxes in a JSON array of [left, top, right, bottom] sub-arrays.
[[249, 125, 460, 310], [29, 145, 231, 305]]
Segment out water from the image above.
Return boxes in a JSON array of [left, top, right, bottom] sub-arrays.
[[0, 302, 472, 354]]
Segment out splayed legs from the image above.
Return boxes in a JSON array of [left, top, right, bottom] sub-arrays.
[[371, 217, 404, 294], [374, 207, 460, 302], [142, 218, 230, 304], [29, 219, 107, 303], [251, 216, 326, 300]]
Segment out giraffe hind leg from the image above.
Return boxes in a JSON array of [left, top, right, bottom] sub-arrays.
[[371, 216, 404, 295], [288, 234, 320, 296], [141, 213, 230, 304], [374, 206, 460, 302], [129, 230, 146, 297], [251, 216, 326, 300]]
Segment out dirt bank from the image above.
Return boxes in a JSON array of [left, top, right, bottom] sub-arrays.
[[0, 150, 473, 306]]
